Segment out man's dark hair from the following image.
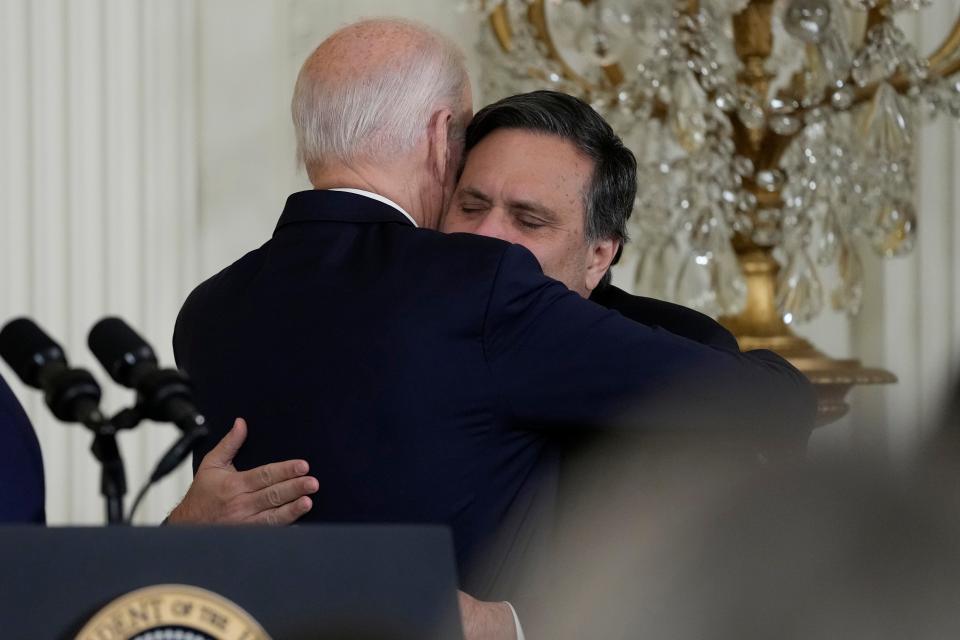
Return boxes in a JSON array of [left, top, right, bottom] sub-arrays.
[[463, 90, 637, 286]]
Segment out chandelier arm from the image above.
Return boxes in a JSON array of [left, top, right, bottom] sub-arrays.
[[527, 0, 584, 88], [488, 0, 708, 122], [531, 0, 629, 95], [802, 11, 960, 117], [844, 73, 910, 109], [931, 55, 960, 81], [786, 1, 892, 118], [486, 1, 592, 92], [799, 64, 918, 119], [925, 14, 960, 71], [488, 4, 513, 53]]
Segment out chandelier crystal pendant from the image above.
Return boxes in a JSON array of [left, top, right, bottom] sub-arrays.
[[472, 0, 960, 424]]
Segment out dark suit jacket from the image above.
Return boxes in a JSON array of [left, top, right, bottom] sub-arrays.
[[467, 286, 745, 601], [590, 284, 739, 351], [0, 374, 45, 524], [174, 190, 815, 586]]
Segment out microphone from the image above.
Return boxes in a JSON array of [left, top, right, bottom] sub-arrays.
[[0, 318, 104, 426], [88, 317, 208, 482], [1, 318, 129, 523], [88, 317, 206, 435]]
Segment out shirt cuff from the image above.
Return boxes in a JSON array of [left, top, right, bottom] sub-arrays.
[[504, 601, 525, 640]]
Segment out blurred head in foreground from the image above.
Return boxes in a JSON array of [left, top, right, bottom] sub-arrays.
[[525, 437, 960, 640]]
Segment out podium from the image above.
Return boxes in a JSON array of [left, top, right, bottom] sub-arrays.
[[0, 525, 464, 639]]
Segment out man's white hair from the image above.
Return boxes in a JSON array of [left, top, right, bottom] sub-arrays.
[[292, 18, 468, 170]]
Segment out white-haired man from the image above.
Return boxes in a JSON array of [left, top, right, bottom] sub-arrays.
[[171, 18, 816, 640]]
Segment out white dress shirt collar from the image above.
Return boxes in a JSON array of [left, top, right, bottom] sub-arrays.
[[328, 188, 418, 228]]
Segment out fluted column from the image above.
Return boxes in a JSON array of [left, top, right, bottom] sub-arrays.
[[847, 2, 960, 458], [0, 0, 199, 524]]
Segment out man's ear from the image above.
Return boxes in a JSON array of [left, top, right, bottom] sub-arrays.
[[585, 239, 619, 293], [427, 107, 455, 182]]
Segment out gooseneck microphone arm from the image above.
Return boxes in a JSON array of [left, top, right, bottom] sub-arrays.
[[0, 318, 129, 524]]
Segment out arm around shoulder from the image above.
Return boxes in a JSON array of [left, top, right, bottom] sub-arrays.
[[483, 244, 816, 437]]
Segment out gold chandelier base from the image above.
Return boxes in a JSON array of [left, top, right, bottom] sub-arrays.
[[721, 249, 896, 428], [736, 332, 896, 427]]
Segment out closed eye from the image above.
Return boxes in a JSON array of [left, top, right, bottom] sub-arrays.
[[509, 200, 559, 231], [457, 187, 493, 215], [516, 217, 546, 230]]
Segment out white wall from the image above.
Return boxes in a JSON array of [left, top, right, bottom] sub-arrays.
[[197, 0, 483, 279], [811, 3, 960, 460], [1, 0, 958, 524], [1, 0, 200, 524], [0, 0, 482, 525]]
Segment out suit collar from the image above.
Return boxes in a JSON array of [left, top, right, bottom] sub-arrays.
[[275, 190, 418, 233], [328, 188, 418, 227]]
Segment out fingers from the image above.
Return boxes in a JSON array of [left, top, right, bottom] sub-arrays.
[[237, 458, 311, 493], [249, 475, 319, 513], [201, 418, 247, 470], [245, 495, 314, 526]]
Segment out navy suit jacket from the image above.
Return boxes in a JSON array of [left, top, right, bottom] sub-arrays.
[[174, 190, 814, 584], [590, 284, 740, 351], [0, 373, 45, 524], [467, 285, 745, 599]]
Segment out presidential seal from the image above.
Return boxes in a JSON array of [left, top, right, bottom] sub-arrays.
[[75, 584, 271, 640]]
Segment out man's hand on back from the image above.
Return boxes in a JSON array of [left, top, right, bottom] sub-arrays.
[[458, 591, 518, 640], [170, 422, 518, 639], [167, 418, 319, 525]]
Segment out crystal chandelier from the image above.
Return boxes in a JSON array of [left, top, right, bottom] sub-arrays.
[[473, 0, 960, 422]]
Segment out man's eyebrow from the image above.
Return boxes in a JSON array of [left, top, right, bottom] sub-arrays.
[[458, 187, 492, 203]]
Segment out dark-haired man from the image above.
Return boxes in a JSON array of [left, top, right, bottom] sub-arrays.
[[437, 90, 755, 605], [444, 90, 737, 348]]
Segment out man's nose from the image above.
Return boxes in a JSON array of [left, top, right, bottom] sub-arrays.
[[474, 211, 514, 243]]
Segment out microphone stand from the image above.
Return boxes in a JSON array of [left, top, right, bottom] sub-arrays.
[[91, 431, 126, 525], [76, 402, 143, 525]]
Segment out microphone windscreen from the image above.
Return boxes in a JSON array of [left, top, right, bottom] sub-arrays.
[[88, 317, 157, 386], [0, 318, 66, 388]]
